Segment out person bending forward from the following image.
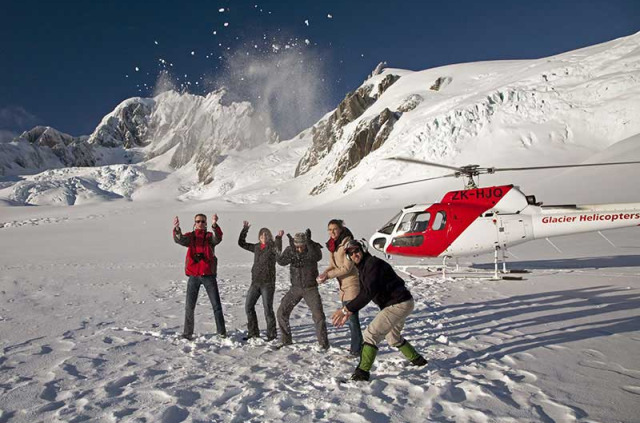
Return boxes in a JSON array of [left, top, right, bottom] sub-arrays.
[[332, 240, 427, 381]]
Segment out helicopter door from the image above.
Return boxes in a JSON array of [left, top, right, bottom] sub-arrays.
[[429, 208, 449, 244], [497, 215, 528, 247]]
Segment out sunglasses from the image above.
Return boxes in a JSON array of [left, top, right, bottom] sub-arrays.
[[346, 249, 361, 257], [195, 220, 207, 223]]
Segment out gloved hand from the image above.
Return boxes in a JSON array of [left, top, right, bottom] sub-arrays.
[[305, 228, 312, 241], [286, 233, 294, 247]]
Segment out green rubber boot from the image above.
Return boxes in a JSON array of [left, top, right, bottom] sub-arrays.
[[351, 342, 378, 381], [398, 340, 428, 366]]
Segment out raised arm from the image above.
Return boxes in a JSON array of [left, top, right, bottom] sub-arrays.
[[277, 246, 294, 266], [209, 213, 223, 247], [274, 230, 284, 255], [173, 216, 191, 247], [305, 229, 322, 262], [238, 221, 255, 252]]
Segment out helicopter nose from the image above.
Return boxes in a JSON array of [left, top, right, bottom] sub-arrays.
[[370, 232, 390, 253]]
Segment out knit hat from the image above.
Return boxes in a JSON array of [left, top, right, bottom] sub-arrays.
[[293, 232, 307, 246]]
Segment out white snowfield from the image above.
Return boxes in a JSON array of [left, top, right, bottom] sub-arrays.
[[0, 202, 638, 422], [1, 33, 640, 422]]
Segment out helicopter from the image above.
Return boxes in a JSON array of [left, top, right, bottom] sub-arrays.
[[369, 157, 640, 279]]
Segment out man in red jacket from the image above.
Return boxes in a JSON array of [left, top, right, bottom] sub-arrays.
[[173, 213, 226, 340]]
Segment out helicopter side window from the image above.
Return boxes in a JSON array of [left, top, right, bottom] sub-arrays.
[[397, 212, 430, 233], [432, 211, 447, 231], [412, 212, 431, 232]]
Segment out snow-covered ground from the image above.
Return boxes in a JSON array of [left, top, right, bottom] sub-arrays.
[[0, 195, 638, 422]]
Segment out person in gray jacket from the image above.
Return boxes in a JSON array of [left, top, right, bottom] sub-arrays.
[[238, 221, 283, 341], [276, 230, 330, 350]]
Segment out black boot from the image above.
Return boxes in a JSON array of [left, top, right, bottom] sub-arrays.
[[350, 367, 370, 381], [397, 340, 427, 366], [411, 355, 428, 366]]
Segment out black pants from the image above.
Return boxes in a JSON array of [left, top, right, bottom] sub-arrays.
[[245, 283, 277, 339], [277, 286, 329, 349], [184, 275, 226, 337]]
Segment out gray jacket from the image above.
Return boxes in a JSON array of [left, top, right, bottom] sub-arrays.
[[276, 237, 322, 289]]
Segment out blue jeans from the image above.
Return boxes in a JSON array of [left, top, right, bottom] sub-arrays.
[[245, 283, 277, 339], [184, 275, 226, 336], [344, 301, 363, 355]]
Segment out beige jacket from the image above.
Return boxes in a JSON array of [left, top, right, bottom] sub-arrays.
[[326, 236, 360, 301]]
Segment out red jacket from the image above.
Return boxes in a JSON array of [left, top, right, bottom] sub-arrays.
[[173, 225, 223, 276]]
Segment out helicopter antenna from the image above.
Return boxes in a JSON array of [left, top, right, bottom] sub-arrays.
[[374, 157, 640, 190]]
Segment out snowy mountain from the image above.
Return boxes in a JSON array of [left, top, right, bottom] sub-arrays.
[[1, 32, 639, 207], [0, 126, 95, 176], [87, 89, 273, 184]]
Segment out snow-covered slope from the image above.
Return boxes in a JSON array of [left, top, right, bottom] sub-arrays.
[[1, 32, 639, 207], [294, 32, 640, 200]]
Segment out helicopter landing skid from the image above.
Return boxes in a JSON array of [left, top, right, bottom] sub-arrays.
[[395, 265, 528, 281]]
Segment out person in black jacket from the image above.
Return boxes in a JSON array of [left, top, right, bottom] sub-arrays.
[[276, 230, 330, 350], [332, 240, 427, 381], [238, 221, 284, 341]]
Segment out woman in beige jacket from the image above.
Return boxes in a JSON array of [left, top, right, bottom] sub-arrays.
[[317, 219, 363, 355]]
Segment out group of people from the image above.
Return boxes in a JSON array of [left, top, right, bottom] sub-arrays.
[[173, 213, 427, 381]]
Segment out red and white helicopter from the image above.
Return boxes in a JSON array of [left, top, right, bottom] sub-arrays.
[[369, 158, 640, 279]]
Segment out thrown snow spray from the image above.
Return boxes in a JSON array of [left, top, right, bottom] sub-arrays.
[[208, 41, 331, 141]]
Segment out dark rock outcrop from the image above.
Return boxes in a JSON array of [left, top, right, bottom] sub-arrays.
[[88, 99, 154, 148], [310, 108, 399, 195], [430, 76, 452, 91], [296, 72, 401, 177]]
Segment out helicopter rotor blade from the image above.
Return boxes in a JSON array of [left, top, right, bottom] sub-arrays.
[[386, 157, 465, 173], [494, 160, 640, 172], [374, 173, 458, 190]]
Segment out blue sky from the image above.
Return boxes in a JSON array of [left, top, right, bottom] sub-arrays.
[[1, 0, 638, 139]]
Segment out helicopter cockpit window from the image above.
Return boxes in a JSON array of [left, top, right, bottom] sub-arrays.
[[397, 212, 431, 233], [378, 211, 402, 235], [397, 213, 415, 233], [432, 211, 447, 231]]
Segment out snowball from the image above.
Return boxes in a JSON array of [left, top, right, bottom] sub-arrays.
[[224, 22, 229, 27], [436, 335, 448, 344], [135, 67, 140, 72], [327, 14, 333, 19], [218, 8, 224, 12], [304, 20, 309, 26]]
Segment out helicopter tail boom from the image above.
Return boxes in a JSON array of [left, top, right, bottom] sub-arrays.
[[530, 203, 640, 239]]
